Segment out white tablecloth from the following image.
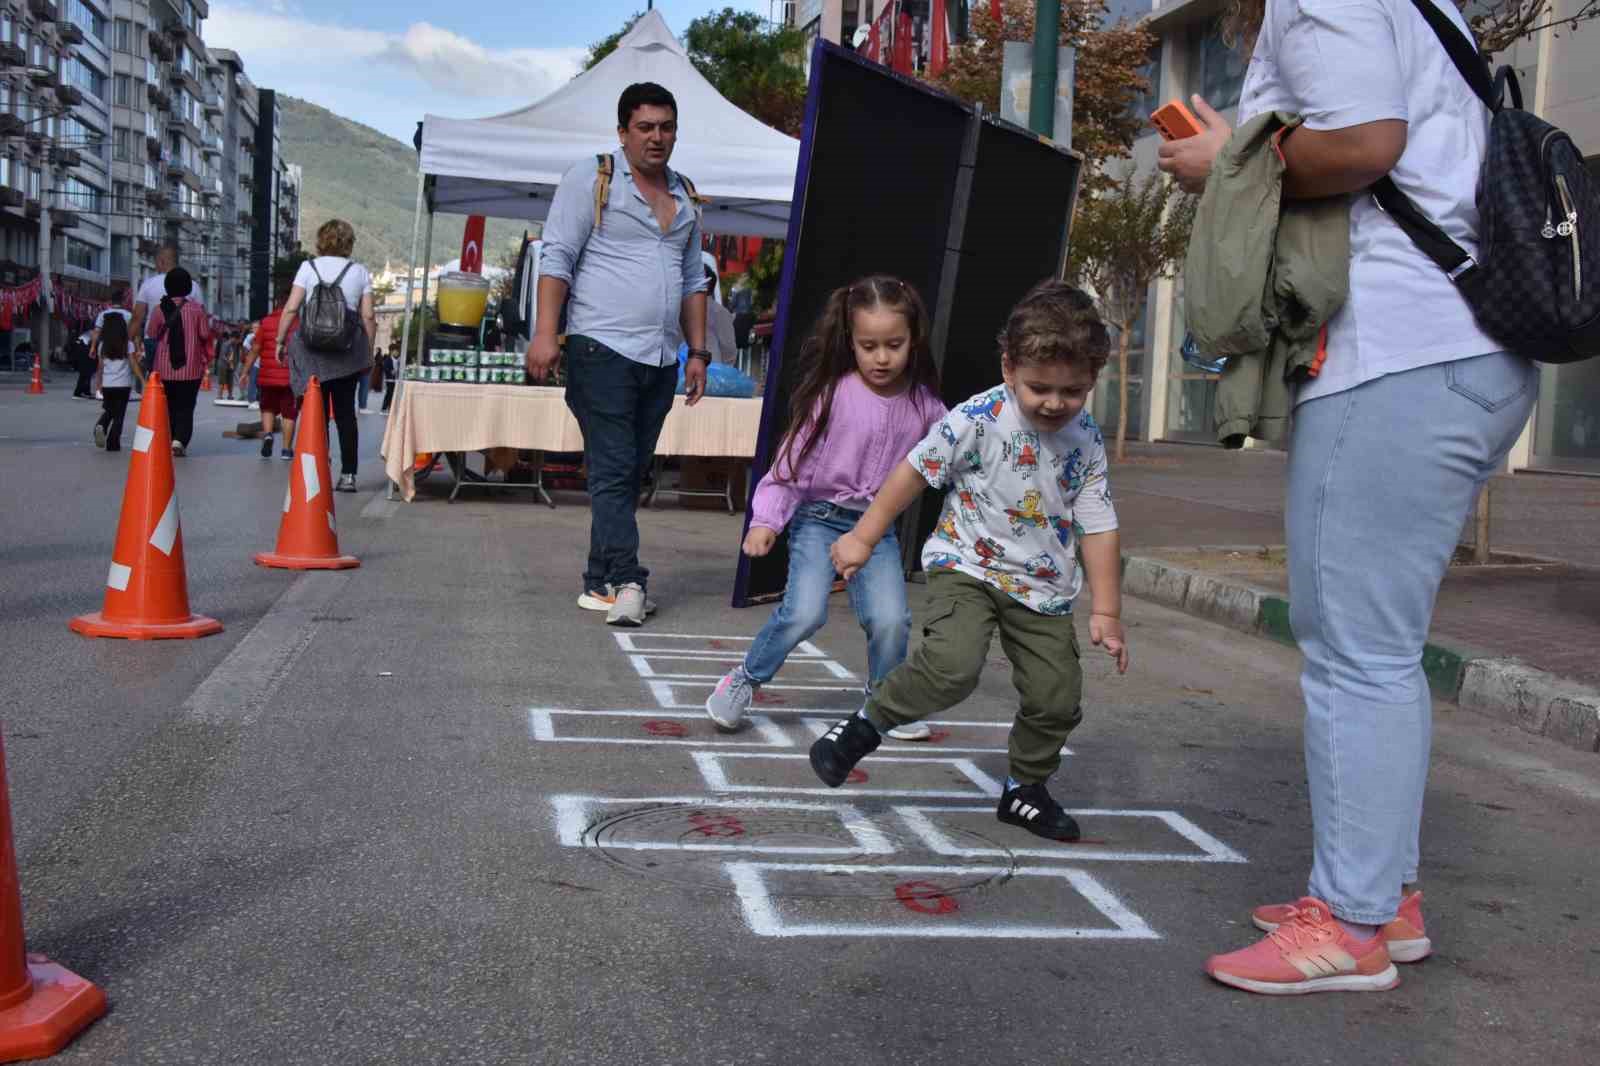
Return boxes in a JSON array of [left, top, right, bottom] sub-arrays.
[[380, 382, 763, 500]]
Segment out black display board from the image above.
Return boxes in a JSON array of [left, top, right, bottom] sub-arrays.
[[732, 41, 1081, 607]]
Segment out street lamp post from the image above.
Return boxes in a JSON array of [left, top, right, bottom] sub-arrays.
[[1030, 0, 1061, 137]]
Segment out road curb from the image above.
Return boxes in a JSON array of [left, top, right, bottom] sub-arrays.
[[1123, 554, 1600, 754]]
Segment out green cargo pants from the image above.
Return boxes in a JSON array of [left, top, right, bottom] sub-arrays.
[[864, 569, 1083, 784]]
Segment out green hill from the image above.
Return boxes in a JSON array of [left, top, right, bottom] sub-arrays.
[[279, 95, 524, 271]]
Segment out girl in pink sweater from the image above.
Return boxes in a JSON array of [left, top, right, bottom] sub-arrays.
[[706, 276, 946, 733]]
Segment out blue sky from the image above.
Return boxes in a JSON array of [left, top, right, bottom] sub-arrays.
[[206, 2, 769, 142]]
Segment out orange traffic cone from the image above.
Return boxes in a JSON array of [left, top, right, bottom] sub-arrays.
[[69, 375, 223, 640], [24, 358, 42, 396], [255, 376, 359, 570], [0, 735, 106, 1059], [200, 366, 212, 392]]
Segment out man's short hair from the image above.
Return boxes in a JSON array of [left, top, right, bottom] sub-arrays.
[[617, 82, 677, 130]]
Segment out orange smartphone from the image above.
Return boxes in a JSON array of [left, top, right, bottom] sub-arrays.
[[1151, 100, 1203, 141]]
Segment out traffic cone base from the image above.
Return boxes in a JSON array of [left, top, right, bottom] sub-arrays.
[[254, 550, 358, 571], [256, 377, 360, 570], [0, 957, 107, 1062], [24, 359, 42, 396], [68, 610, 223, 640]]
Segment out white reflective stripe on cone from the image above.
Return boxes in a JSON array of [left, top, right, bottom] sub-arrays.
[[150, 494, 179, 555], [301, 453, 320, 502], [133, 425, 155, 453], [107, 561, 132, 591], [283, 487, 292, 513], [327, 512, 335, 532]]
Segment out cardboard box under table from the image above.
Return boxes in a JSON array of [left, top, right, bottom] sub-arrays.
[[380, 382, 761, 507]]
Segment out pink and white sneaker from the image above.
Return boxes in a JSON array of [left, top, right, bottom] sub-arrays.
[[1206, 897, 1400, 995], [1253, 890, 1432, 963]]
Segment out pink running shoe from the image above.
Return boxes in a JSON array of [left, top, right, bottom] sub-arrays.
[[1206, 897, 1400, 995], [1253, 890, 1431, 963]]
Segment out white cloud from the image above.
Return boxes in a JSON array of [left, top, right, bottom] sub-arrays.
[[206, 4, 584, 138]]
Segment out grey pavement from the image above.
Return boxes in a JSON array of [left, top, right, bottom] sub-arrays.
[[2, 385, 1598, 1064]]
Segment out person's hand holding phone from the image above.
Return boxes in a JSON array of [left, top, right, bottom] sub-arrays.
[[1156, 95, 1233, 195]]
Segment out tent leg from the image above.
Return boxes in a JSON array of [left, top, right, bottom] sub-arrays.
[[389, 168, 428, 501]]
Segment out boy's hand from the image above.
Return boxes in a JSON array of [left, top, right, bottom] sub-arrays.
[[829, 532, 873, 581], [1090, 613, 1130, 674], [742, 527, 777, 558]]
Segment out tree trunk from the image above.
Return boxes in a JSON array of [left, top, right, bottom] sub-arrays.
[[1115, 319, 1131, 462]]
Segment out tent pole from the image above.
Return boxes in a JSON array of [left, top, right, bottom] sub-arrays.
[[388, 167, 428, 501]]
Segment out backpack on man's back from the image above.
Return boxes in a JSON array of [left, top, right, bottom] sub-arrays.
[[301, 261, 360, 353]]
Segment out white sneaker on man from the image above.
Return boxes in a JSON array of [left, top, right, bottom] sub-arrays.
[[885, 722, 933, 741], [578, 585, 656, 615], [606, 582, 648, 627]]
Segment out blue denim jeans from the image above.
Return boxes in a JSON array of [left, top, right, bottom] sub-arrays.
[[744, 502, 911, 687], [1287, 351, 1536, 925], [563, 335, 678, 592]]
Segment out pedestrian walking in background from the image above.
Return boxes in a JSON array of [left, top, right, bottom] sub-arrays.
[[278, 218, 378, 493], [528, 81, 712, 627], [70, 327, 95, 398], [705, 276, 945, 741], [380, 343, 398, 413], [813, 281, 1129, 843], [1160, 0, 1538, 997], [130, 245, 204, 393], [215, 329, 238, 401], [91, 293, 139, 452], [146, 268, 213, 457], [239, 265, 302, 461]]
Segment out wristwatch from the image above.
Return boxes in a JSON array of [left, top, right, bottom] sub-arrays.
[[686, 348, 713, 363]]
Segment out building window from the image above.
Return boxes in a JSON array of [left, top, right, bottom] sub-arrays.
[[66, 1, 108, 44], [66, 57, 108, 101], [112, 127, 131, 161], [111, 235, 132, 278], [66, 237, 100, 273], [1198, 27, 1247, 112], [113, 74, 131, 108]]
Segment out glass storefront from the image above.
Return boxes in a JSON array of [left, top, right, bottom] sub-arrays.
[[1532, 360, 1600, 471], [1094, 303, 1146, 440], [1162, 277, 1222, 441]]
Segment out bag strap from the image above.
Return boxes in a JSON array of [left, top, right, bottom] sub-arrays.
[[308, 260, 325, 285], [1402, 0, 1498, 112], [330, 260, 354, 288], [593, 153, 614, 235]]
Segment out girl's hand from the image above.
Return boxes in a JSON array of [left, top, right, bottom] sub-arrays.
[[1156, 95, 1232, 195], [829, 532, 872, 581], [743, 527, 777, 557], [1090, 613, 1130, 674]]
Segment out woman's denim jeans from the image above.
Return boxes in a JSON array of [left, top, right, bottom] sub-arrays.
[[743, 502, 911, 688], [1287, 351, 1536, 924]]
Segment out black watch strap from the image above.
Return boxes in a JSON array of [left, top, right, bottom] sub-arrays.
[[686, 348, 713, 362]]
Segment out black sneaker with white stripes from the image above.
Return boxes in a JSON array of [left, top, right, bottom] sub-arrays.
[[808, 714, 881, 788], [996, 782, 1081, 842]]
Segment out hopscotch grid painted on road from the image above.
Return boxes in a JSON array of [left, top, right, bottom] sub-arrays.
[[528, 630, 1246, 940]]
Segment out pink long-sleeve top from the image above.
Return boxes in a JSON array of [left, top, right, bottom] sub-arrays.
[[749, 371, 947, 532]]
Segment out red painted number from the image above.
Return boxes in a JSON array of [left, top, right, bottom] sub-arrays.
[[687, 813, 747, 838], [753, 691, 786, 705], [708, 639, 728, 650], [925, 729, 950, 744], [895, 880, 959, 915], [846, 769, 868, 784], [643, 720, 690, 737]]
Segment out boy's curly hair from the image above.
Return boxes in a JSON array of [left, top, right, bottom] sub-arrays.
[[998, 280, 1110, 375]]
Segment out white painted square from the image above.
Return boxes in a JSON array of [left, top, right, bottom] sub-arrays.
[[645, 680, 866, 713], [612, 632, 827, 658], [799, 716, 1073, 756], [528, 708, 793, 748], [895, 806, 1248, 864], [725, 862, 1159, 940], [628, 655, 856, 683], [692, 752, 1004, 798], [549, 795, 894, 856]]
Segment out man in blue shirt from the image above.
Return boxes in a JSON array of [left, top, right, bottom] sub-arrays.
[[529, 82, 711, 627]]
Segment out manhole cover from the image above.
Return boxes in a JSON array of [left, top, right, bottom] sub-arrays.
[[584, 803, 1016, 897]]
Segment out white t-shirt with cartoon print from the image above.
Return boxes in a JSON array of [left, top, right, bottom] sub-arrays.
[[908, 384, 1117, 615]]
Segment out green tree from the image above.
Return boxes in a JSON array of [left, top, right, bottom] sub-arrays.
[[1066, 170, 1195, 461], [684, 8, 809, 136]]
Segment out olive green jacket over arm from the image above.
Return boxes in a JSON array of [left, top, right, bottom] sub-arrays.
[[1183, 111, 1351, 448]]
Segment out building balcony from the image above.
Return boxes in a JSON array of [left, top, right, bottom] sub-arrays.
[[148, 84, 172, 112], [0, 112, 22, 136], [148, 34, 174, 62], [146, 134, 162, 158], [48, 146, 81, 168], [203, 92, 221, 116], [23, 198, 41, 218], [28, 65, 58, 88], [0, 43, 25, 67], [23, 128, 46, 148], [0, 187, 23, 208], [138, 236, 160, 256], [145, 186, 166, 207], [55, 22, 85, 47], [55, 84, 83, 107], [201, 140, 220, 157], [28, 0, 60, 21], [49, 209, 79, 231]]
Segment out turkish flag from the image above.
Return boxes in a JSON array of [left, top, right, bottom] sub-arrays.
[[892, 10, 914, 74], [864, 22, 880, 63], [990, 0, 1003, 21], [459, 215, 486, 274], [930, 0, 950, 77]]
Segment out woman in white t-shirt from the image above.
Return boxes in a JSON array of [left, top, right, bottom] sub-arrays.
[[91, 289, 141, 452], [1161, 0, 1537, 996], [276, 218, 378, 493]]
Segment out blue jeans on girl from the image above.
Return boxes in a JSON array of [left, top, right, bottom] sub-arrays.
[[1287, 350, 1536, 925], [743, 502, 911, 687]]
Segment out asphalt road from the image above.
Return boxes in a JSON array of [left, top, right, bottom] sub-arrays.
[[2, 382, 1597, 1065]]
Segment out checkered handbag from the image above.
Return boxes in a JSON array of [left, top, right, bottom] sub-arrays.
[[1371, 0, 1599, 365]]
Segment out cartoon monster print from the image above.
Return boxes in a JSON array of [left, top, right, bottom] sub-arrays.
[[961, 447, 984, 476], [1079, 411, 1104, 446], [958, 490, 981, 523], [1009, 431, 1040, 477], [938, 421, 959, 449], [934, 509, 960, 544], [1057, 447, 1086, 496], [1037, 595, 1073, 616], [1004, 489, 1050, 536], [973, 536, 1006, 567], [925, 552, 962, 572], [1052, 516, 1073, 548], [984, 570, 1032, 600], [917, 450, 945, 482], [1023, 551, 1061, 581], [959, 390, 1006, 423]]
